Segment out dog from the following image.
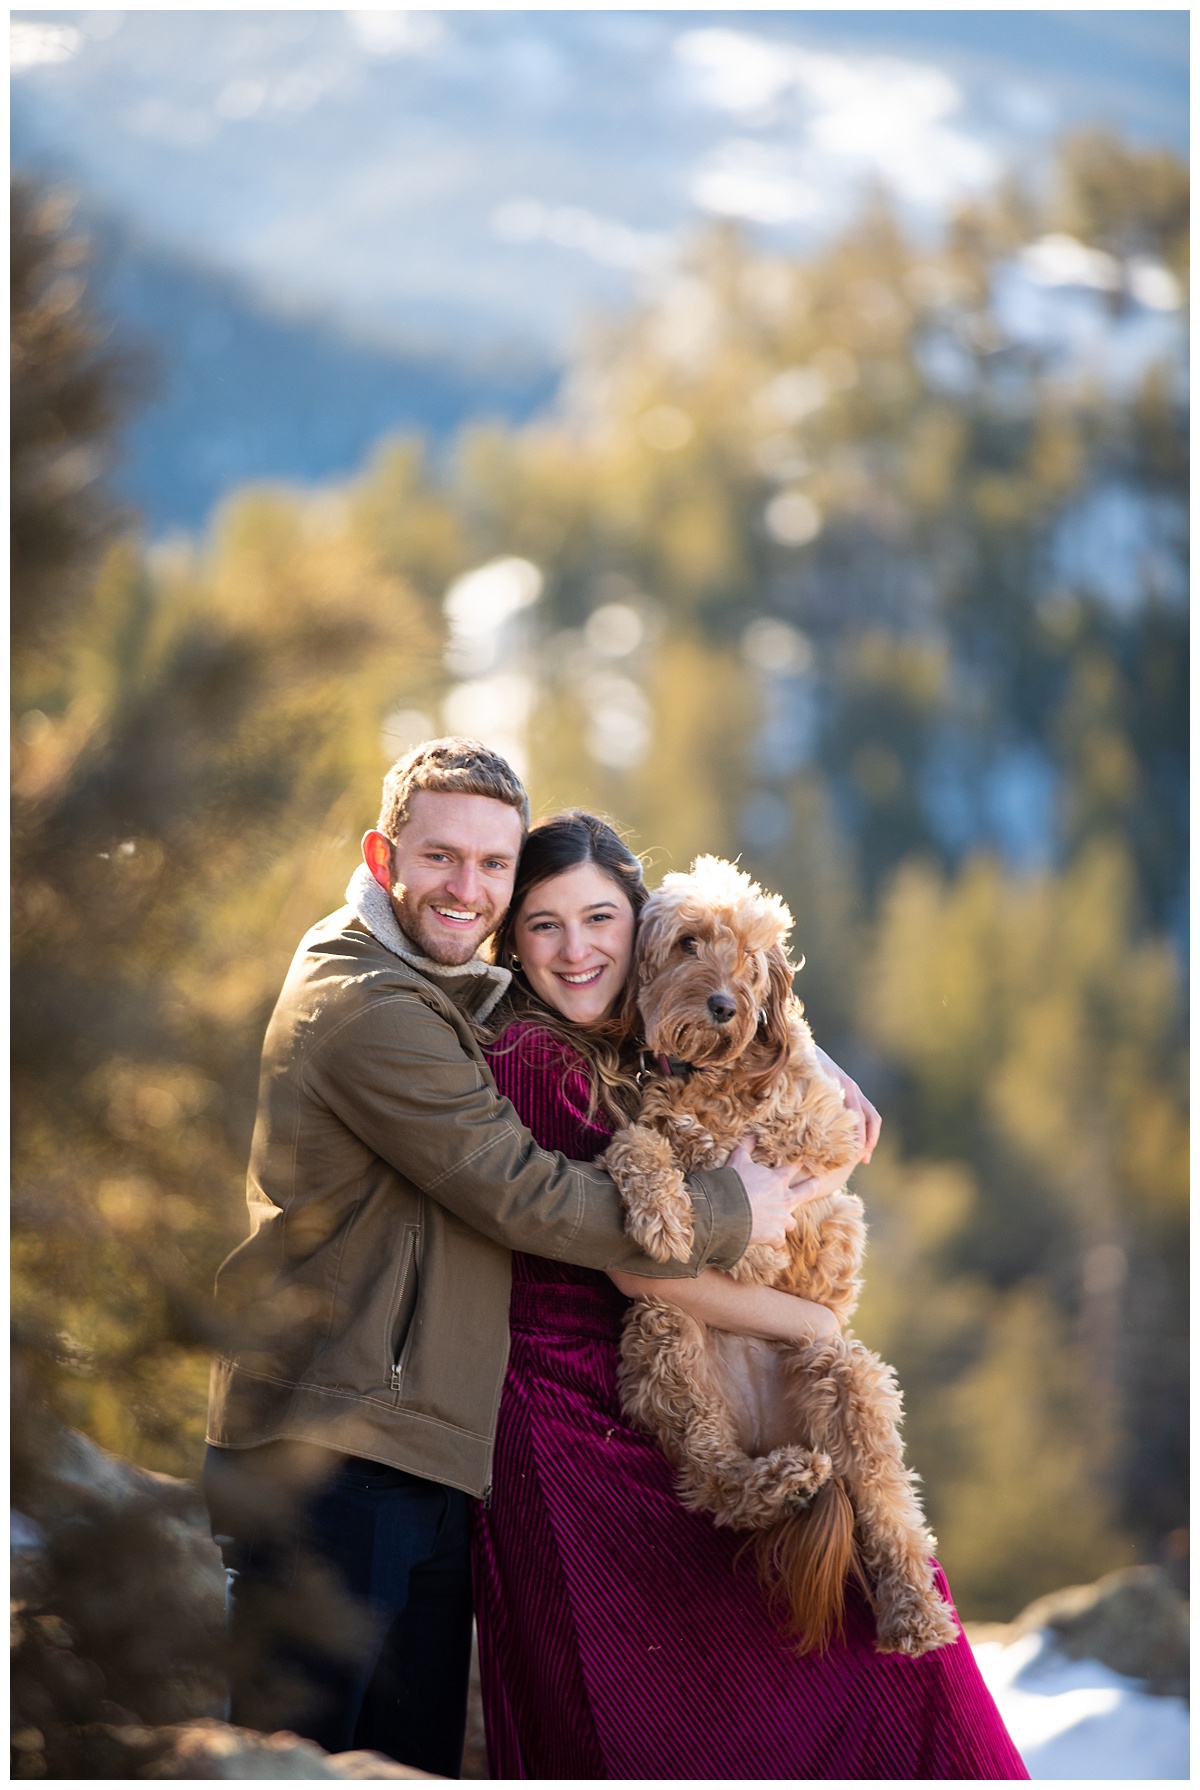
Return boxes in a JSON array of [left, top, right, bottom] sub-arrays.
[[603, 856, 957, 1656]]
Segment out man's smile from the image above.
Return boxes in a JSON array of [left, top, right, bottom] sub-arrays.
[[431, 904, 485, 927]]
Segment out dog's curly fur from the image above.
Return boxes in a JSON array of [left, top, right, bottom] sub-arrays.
[[604, 856, 957, 1657]]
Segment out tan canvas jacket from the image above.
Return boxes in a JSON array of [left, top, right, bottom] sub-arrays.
[[206, 866, 752, 1498]]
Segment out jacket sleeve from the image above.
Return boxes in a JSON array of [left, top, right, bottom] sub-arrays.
[[304, 988, 751, 1277]]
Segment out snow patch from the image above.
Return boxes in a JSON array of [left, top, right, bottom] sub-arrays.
[[972, 1629, 1190, 1780]]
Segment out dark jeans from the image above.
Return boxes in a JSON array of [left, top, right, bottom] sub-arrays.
[[204, 1444, 474, 1777]]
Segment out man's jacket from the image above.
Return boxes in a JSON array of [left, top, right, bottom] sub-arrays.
[[206, 865, 752, 1499]]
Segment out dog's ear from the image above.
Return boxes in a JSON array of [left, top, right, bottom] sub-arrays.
[[619, 896, 668, 1036], [618, 966, 643, 1038], [755, 945, 796, 1080]]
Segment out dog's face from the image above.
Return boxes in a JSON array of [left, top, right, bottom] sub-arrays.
[[630, 856, 797, 1069]]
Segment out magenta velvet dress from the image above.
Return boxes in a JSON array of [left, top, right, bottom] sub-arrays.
[[471, 1024, 1028, 1781]]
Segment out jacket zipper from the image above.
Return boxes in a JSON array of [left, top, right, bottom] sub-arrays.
[[389, 1217, 422, 1400]]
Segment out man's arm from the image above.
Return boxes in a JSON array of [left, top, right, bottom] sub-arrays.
[[306, 991, 749, 1277]]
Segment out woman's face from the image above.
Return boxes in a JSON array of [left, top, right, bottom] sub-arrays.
[[512, 861, 636, 1027]]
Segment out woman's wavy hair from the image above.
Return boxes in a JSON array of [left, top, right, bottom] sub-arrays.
[[484, 810, 647, 1126]]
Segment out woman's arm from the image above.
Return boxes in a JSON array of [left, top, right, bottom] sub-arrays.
[[608, 1267, 839, 1344]]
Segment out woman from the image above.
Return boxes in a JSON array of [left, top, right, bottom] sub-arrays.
[[472, 811, 1027, 1780]]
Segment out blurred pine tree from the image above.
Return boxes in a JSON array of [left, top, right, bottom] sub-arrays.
[[12, 180, 444, 1476], [11, 177, 145, 675]]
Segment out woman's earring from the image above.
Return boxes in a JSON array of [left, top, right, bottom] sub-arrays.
[[509, 954, 522, 971]]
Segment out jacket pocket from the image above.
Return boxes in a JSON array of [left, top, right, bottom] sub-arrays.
[[388, 1221, 421, 1396]]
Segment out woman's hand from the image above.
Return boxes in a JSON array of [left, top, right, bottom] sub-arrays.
[[608, 1267, 840, 1346], [814, 1045, 881, 1162], [788, 1297, 841, 1344]]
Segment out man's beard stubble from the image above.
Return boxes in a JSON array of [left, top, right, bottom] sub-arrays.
[[389, 881, 500, 967]]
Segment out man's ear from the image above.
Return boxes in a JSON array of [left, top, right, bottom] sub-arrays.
[[362, 830, 394, 892]]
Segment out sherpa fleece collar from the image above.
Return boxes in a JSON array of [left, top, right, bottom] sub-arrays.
[[344, 862, 511, 1024]]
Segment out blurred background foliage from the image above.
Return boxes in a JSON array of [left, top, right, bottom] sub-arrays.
[[12, 128, 1187, 1623]]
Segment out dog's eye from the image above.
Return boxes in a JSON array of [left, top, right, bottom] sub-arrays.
[[679, 936, 698, 956]]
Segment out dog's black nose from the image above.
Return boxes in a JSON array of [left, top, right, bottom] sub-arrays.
[[707, 992, 737, 1024]]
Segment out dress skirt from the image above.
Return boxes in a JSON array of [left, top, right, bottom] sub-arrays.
[[471, 1257, 1029, 1781]]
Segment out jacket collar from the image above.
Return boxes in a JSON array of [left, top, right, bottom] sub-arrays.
[[344, 863, 511, 1023]]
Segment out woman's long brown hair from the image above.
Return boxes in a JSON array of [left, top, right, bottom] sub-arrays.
[[482, 810, 648, 1126]]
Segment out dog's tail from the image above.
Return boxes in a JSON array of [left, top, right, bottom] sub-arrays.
[[754, 1477, 865, 1653]]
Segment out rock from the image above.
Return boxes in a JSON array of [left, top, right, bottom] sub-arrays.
[[27, 1427, 225, 1624], [10, 1512, 48, 1603], [329, 1751, 438, 1780], [11, 1512, 45, 1552], [48, 1719, 437, 1779], [141, 1718, 438, 1778], [10, 1430, 462, 1778], [42, 1427, 182, 1508], [11, 1426, 227, 1731], [970, 1565, 1189, 1699]]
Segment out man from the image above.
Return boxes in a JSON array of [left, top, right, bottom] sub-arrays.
[[205, 738, 879, 1774]]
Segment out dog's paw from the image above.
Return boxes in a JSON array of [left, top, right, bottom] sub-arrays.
[[730, 1447, 833, 1526], [626, 1201, 695, 1264], [874, 1590, 959, 1657], [729, 1241, 790, 1284], [607, 1129, 696, 1263], [774, 1445, 834, 1505], [637, 1189, 696, 1263]]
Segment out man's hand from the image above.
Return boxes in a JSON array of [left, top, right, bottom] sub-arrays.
[[814, 1045, 881, 1162], [732, 1129, 863, 1248], [731, 1137, 815, 1249], [788, 1163, 856, 1210]]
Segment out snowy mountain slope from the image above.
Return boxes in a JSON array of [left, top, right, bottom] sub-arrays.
[[11, 10, 1187, 531], [12, 10, 1187, 354], [86, 215, 554, 531]]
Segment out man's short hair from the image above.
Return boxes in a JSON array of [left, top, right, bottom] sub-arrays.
[[378, 737, 531, 840]]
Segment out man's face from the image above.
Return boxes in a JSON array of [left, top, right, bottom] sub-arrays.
[[380, 789, 524, 966]]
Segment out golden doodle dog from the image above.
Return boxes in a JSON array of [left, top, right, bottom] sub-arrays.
[[603, 856, 957, 1656]]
